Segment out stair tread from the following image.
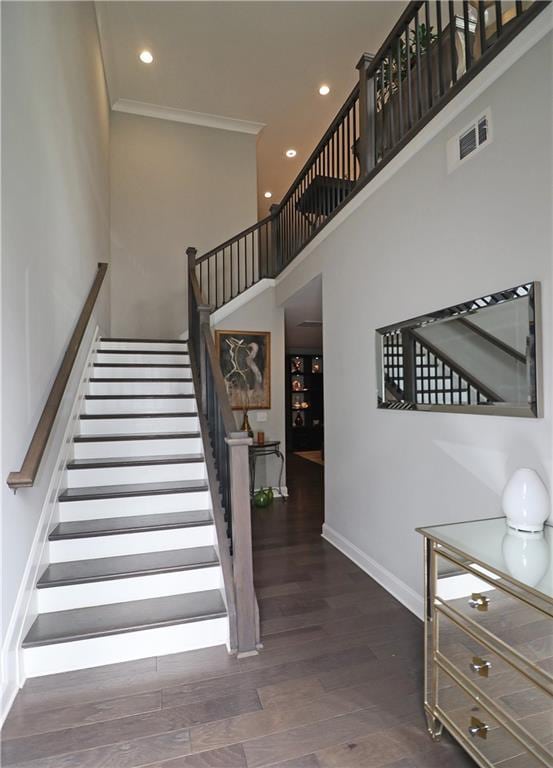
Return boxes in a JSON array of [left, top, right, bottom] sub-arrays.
[[94, 364, 191, 369], [38, 546, 218, 588], [67, 454, 205, 470], [96, 350, 189, 355], [49, 509, 213, 540], [80, 412, 198, 420], [73, 432, 201, 443], [59, 479, 209, 502], [23, 591, 226, 647], [85, 394, 195, 400], [100, 338, 187, 344]]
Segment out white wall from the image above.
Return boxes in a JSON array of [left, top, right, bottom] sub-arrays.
[[110, 112, 258, 338], [212, 284, 286, 493], [278, 31, 553, 612], [1, 0, 110, 660]]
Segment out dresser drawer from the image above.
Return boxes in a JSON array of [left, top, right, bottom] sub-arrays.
[[435, 555, 553, 659], [437, 610, 553, 759], [436, 667, 547, 767]]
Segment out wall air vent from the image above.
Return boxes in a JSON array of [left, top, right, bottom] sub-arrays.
[[298, 320, 323, 328], [447, 109, 492, 173]]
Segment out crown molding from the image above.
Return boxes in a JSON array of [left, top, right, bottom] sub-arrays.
[[112, 99, 265, 135]]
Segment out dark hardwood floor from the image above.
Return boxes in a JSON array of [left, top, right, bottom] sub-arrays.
[[1, 454, 475, 767]]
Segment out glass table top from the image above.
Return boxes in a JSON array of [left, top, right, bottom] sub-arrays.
[[419, 517, 553, 604]]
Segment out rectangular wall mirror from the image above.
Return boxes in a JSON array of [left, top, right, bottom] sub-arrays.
[[376, 283, 540, 417]]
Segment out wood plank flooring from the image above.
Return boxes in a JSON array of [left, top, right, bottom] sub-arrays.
[[1, 454, 475, 767]]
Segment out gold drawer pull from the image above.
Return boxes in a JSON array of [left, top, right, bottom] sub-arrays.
[[470, 656, 492, 677], [468, 593, 490, 611], [468, 717, 489, 739]]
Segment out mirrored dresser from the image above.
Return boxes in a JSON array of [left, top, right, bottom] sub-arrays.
[[418, 518, 553, 767]]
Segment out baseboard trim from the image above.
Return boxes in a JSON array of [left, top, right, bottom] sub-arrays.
[[0, 324, 101, 725], [322, 523, 424, 621]]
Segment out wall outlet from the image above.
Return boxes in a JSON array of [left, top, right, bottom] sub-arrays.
[[255, 412, 268, 422]]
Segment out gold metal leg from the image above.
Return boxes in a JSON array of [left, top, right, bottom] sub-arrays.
[[425, 712, 444, 741]]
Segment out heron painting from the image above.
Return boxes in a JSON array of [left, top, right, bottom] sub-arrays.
[[215, 330, 271, 410]]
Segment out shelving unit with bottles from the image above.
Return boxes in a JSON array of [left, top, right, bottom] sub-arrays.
[[286, 354, 323, 451]]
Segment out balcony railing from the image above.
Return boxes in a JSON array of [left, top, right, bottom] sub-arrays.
[[192, 0, 547, 312]]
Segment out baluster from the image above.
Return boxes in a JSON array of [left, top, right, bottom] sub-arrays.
[[396, 36, 404, 139], [425, 2, 433, 110], [415, 10, 423, 120], [436, 1, 444, 97], [478, 2, 487, 55], [462, 1, 472, 71], [495, 1, 503, 36], [448, 1, 458, 84], [388, 50, 395, 146]]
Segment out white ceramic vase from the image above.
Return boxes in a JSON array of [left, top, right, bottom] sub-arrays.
[[502, 528, 550, 588], [501, 468, 550, 533]]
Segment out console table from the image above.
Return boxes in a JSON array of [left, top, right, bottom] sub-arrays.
[[248, 440, 284, 498], [418, 518, 552, 767]]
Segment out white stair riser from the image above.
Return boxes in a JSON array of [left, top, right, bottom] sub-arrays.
[[89, 380, 194, 395], [95, 353, 190, 365], [92, 366, 191, 379], [58, 491, 212, 521], [66, 462, 206, 488], [49, 524, 215, 562], [37, 566, 221, 613], [79, 415, 199, 436], [84, 398, 196, 415], [73, 437, 203, 460], [23, 616, 228, 677], [99, 341, 188, 352]]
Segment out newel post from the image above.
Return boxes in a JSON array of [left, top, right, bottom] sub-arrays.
[[226, 432, 258, 656], [186, 246, 210, 416], [356, 53, 376, 178]]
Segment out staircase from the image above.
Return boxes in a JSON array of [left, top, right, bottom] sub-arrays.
[[21, 338, 230, 678]]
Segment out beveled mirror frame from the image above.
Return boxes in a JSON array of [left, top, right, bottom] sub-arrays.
[[376, 282, 541, 418]]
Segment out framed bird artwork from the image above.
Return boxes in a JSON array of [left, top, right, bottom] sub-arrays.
[[215, 330, 271, 410]]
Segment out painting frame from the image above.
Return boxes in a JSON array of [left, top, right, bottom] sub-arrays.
[[215, 330, 271, 410]]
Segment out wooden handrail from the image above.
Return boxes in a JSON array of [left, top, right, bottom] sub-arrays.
[[7, 263, 109, 490], [201, 323, 236, 436], [457, 317, 527, 364], [277, 83, 360, 211], [196, 215, 273, 264], [411, 328, 503, 403]]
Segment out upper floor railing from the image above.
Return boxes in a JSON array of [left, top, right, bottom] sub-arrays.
[[193, 0, 547, 311]]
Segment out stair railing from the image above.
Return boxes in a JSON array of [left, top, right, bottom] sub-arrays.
[[187, 247, 259, 656], [191, 0, 546, 312]]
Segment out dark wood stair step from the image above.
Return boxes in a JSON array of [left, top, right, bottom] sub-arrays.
[[23, 591, 226, 647], [96, 349, 189, 356], [67, 454, 205, 470], [93, 363, 191, 369], [100, 338, 187, 344], [89, 378, 192, 383], [84, 394, 195, 400], [58, 479, 209, 503], [80, 412, 198, 420], [49, 509, 213, 540], [38, 546, 219, 588], [73, 432, 201, 443]]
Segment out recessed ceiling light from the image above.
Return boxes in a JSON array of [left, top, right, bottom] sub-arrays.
[[264, 191, 272, 199], [139, 50, 154, 64], [286, 149, 297, 158], [319, 84, 330, 96]]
